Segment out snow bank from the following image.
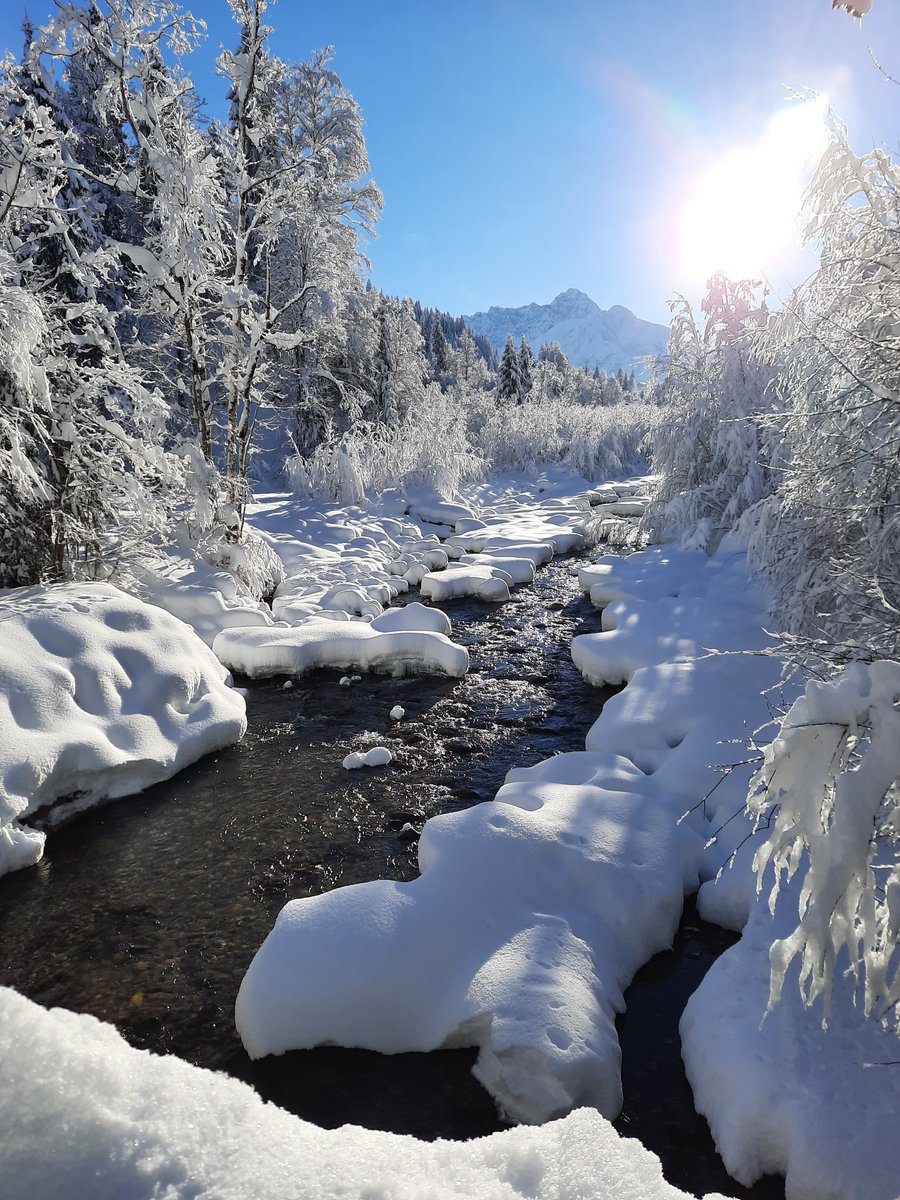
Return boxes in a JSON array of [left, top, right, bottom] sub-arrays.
[[421, 562, 512, 603], [213, 618, 469, 679], [237, 758, 701, 1124], [681, 886, 900, 1200], [573, 540, 900, 1199], [0, 988, 730, 1200], [0, 583, 246, 878], [572, 551, 768, 687]]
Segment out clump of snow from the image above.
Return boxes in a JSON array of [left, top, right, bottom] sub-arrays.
[[681, 883, 900, 1200], [236, 757, 701, 1124], [421, 563, 512, 604], [0, 987, 729, 1200], [213, 619, 469, 680], [0, 583, 246, 878], [343, 746, 393, 770], [370, 602, 451, 636], [390, 705, 405, 721]]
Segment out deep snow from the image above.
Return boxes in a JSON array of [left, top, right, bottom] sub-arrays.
[[2, 470, 897, 1200]]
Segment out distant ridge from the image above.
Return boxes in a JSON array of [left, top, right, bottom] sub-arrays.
[[464, 288, 667, 377]]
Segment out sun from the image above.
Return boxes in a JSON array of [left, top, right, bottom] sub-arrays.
[[679, 98, 830, 283]]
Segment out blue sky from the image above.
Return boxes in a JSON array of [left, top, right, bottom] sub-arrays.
[[2, 0, 899, 324]]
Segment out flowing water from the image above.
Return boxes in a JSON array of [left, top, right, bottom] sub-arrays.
[[0, 554, 784, 1197]]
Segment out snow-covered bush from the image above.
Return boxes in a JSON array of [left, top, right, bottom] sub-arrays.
[[286, 385, 484, 501], [750, 660, 900, 1030], [745, 112, 900, 664], [644, 275, 780, 551], [476, 395, 652, 480]]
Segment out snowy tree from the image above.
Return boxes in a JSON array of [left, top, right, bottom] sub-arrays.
[[746, 112, 900, 664], [497, 333, 521, 403], [430, 318, 450, 378], [517, 335, 534, 399], [1, 10, 180, 576], [645, 273, 779, 552], [750, 660, 900, 1031]]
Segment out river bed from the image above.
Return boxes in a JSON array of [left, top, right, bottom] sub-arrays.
[[0, 553, 783, 1198]]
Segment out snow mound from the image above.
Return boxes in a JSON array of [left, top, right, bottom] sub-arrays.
[[460, 553, 536, 585], [213, 618, 469, 679], [343, 746, 393, 769], [421, 563, 512, 603], [0, 988, 729, 1200], [0, 583, 246, 878], [236, 768, 701, 1125], [370, 601, 452, 636], [681, 885, 900, 1200]]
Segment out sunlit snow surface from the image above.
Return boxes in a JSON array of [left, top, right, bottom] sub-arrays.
[[0, 987, 729, 1200], [0, 582, 247, 878], [235, 530, 774, 1129], [4, 471, 896, 1199]]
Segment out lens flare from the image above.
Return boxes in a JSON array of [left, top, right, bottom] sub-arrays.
[[679, 98, 829, 282]]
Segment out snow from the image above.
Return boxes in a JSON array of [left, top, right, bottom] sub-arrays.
[[463, 288, 668, 376], [6, 469, 893, 1200], [233, 522, 785, 1131], [0, 987, 729, 1200], [0, 582, 246, 879], [236, 770, 701, 1124], [421, 562, 512, 603], [572, 551, 772, 687], [213, 618, 469, 679], [681, 883, 900, 1200], [343, 745, 393, 769]]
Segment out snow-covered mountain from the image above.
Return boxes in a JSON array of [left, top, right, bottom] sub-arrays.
[[464, 288, 668, 376]]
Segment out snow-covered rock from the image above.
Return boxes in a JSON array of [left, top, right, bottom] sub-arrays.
[[0, 986, 730, 1200], [0, 583, 246, 877], [343, 746, 393, 770], [213, 618, 469, 679], [370, 601, 452, 636]]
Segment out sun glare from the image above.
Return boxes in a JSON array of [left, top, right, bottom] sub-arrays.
[[679, 98, 829, 283]]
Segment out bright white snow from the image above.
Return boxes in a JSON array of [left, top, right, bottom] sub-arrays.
[[235, 520, 779, 1130], [213, 618, 469, 679], [0, 987, 729, 1200], [0, 582, 246, 878]]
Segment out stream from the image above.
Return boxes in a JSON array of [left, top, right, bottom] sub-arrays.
[[0, 552, 784, 1199]]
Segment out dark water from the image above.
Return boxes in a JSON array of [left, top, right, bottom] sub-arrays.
[[0, 554, 784, 1197]]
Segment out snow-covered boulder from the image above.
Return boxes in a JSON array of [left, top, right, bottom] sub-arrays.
[[0, 583, 247, 878], [213, 618, 469, 679], [369, 602, 452, 637], [459, 553, 536, 585]]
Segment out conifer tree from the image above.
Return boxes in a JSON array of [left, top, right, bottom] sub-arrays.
[[497, 333, 520, 402]]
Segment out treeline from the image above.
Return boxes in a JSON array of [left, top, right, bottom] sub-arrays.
[[0, 0, 649, 588], [645, 107, 899, 667]]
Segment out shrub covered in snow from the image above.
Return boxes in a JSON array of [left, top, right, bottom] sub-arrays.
[[749, 660, 900, 1029]]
